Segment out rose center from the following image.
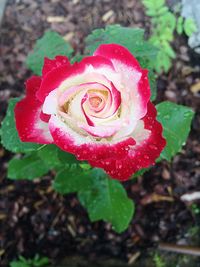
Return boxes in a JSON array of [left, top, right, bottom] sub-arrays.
[[89, 96, 102, 108]]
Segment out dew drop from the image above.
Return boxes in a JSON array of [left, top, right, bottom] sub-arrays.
[[183, 111, 192, 118], [164, 114, 170, 120], [149, 144, 158, 150], [118, 164, 122, 169]]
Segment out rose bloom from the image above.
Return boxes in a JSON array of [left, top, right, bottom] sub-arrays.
[[15, 44, 166, 181]]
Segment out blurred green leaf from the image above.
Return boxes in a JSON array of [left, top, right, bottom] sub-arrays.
[[184, 18, 197, 37], [10, 261, 29, 267], [26, 31, 74, 75], [142, 0, 165, 11], [156, 101, 194, 161], [9, 255, 49, 267], [162, 41, 176, 58], [177, 16, 184, 35], [0, 98, 41, 153]]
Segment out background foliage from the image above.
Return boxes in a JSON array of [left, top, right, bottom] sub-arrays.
[[142, 0, 197, 73]]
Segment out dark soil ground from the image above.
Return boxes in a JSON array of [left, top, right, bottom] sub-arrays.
[[0, 0, 200, 266]]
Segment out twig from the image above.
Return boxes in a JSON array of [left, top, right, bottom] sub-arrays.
[[158, 243, 200, 256]]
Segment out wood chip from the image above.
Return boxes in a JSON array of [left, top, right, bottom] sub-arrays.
[[128, 251, 140, 265], [141, 193, 174, 205], [162, 168, 171, 180], [190, 81, 200, 93], [102, 10, 114, 22], [63, 32, 74, 41], [47, 16, 66, 23]]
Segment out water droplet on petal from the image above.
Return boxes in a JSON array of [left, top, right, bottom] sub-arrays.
[[149, 144, 158, 150]]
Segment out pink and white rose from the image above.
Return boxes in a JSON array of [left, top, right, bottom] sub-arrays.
[[15, 44, 166, 181]]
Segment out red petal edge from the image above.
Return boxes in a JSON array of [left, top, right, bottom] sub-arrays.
[[42, 55, 70, 76], [14, 76, 53, 144], [94, 43, 141, 72], [89, 102, 166, 181], [49, 115, 136, 161]]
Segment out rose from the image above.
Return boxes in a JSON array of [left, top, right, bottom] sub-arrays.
[[15, 44, 166, 181]]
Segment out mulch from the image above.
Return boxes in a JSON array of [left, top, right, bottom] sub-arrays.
[[0, 0, 200, 266]]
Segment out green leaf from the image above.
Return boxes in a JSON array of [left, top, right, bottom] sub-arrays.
[[176, 16, 184, 35], [18, 256, 29, 264], [70, 54, 84, 64], [132, 167, 150, 178], [157, 6, 168, 15], [139, 58, 157, 101], [0, 98, 41, 153], [162, 41, 176, 58], [33, 255, 49, 267], [38, 144, 62, 169], [156, 101, 194, 161], [148, 70, 157, 101], [26, 31, 74, 75], [160, 12, 176, 31], [155, 51, 171, 73], [142, 0, 165, 11], [184, 18, 197, 37], [10, 255, 49, 267], [53, 167, 93, 194], [79, 169, 134, 233], [8, 153, 49, 180], [85, 25, 157, 60], [57, 149, 78, 164]]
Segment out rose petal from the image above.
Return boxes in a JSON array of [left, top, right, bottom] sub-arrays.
[[42, 55, 70, 76], [15, 76, 53, 144]]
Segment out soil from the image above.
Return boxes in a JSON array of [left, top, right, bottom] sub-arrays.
[[0, 0, 200, 267]]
